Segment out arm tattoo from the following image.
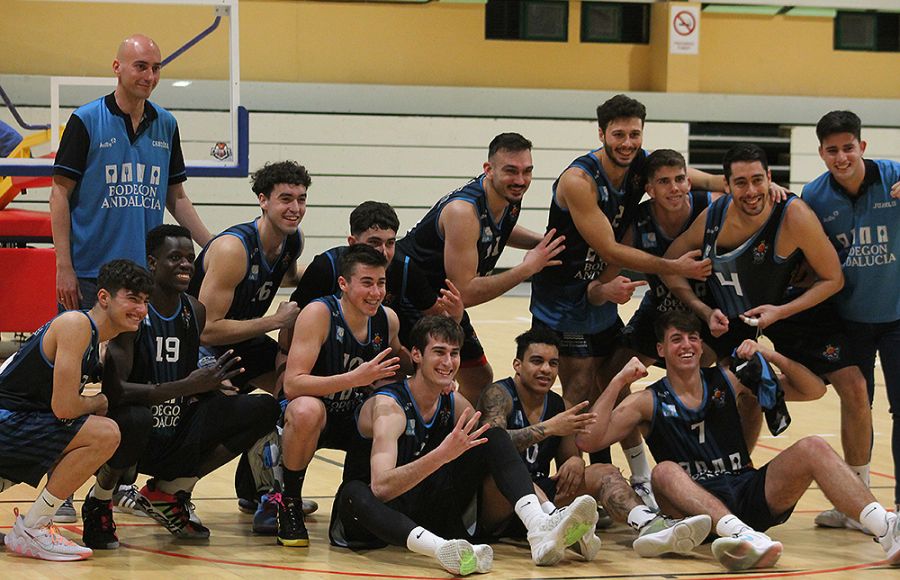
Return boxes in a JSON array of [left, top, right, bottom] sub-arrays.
[[477, 382, 550, 452]]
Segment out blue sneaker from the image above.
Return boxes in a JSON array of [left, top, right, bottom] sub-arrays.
[[252, 494, 279, 535]]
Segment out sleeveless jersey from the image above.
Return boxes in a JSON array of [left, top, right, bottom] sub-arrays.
[[312, 295, 391, 416], [802, 159, 900, 323], [634, 191, 711, 312], [645, 367, 752, 480], [497, 377, 565, 480], [531, 148, 647, 333], [60, 97, 180, 277], [702, 195, 802, 318], [374, 381, 455, 468], [189, 220, 303, 323], [129, 295, 201, 437], [397, 175, 520, 290], [0, 312, 99, 412]]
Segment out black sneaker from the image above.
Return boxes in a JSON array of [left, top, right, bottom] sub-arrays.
[[81, 495, 119, 549], [276, 496, 309, 547], [139, 482, 210, 539]]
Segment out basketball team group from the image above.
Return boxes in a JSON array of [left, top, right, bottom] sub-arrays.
[[0, 33, 898, 575]]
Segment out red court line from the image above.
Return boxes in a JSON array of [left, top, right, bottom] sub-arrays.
[[754, 443, 895, 480], [119, 542, 450, 579]]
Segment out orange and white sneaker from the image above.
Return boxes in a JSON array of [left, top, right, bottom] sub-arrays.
[[4, 508, 93, 561]]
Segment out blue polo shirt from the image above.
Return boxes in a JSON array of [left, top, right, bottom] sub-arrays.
[[802, 159, 900, 323]]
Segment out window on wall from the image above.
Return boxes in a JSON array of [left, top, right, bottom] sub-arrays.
[[835, 11, 900, 52], [485, 0, 569, 42], [581, 2, 650, 44]]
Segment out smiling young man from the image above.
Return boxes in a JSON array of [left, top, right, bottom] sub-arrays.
[[0, 259, 152, 561], [330, 316, 599, 574], [396, 133, 565, 403], [188, 160, 309, 395], [279, 245, 404, 547], [575, 310, 900, 571], [81, 225, 280, 549], [50, 34, 210, 312], [662, 144, 873, 522], [530, 96, 718, 491], [477, 326, 712, 560], [802, 110, 900, 521]]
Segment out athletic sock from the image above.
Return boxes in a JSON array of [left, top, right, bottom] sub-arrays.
[[541, 501, 556, 514], [24, 488, 64, 528], [90, 482, 115, 501], [715, 514, 752, 537], [515, 494, 546, 531], [406, 526, 445, 557], [156, 477, 199, 495], [626, 505, 657, 531], [283, 467, 306, 499], [849, 464, 871, 488], [624, 443, 652, 482], [859, 502, 891, 538]]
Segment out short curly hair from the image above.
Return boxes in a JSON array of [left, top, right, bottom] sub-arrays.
[[98, 259, 153, 297], [250, 161, 312, 198]]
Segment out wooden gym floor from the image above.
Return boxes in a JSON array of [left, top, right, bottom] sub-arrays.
[[1, 293, 897, 578]]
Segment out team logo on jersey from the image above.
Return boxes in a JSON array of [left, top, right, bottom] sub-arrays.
[[181, 305, 192, 326], [641, 231, 658, 248], [752, 241, 768, 264], [481, 225, 493, 243], [509, 204, 520, 218], [372, 333, 383, 350], [711, 388, 726, 408], [661, 402, 678, 417], [249, 265, 259, 281], [336, 326, 345, 342], [822, 344, 841, 362]]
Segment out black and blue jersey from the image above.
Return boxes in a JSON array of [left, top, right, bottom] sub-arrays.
[[313, 295, 391, 416], [702, 195, 802, 318], [497, 377, 565, 480], [373, 380, 455, 467], [644, 367, 752, 480], [0, 312, 99, 412], [634, 191, 711, 312], [189, 220, 303, 323], [129, 295, 201, 437], [397, 175, 520, 290]]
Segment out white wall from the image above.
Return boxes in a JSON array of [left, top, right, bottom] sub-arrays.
[[3, 107, 688, 268], [790, 126, 900, 193]]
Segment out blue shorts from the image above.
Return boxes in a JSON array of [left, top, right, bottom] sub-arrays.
[[0, 409, 88, 487]]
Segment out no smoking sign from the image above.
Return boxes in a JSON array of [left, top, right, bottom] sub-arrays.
[[670, 5, 700, 54]]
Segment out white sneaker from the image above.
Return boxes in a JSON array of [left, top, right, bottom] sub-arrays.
[[814, 508, 872, 534], [877, 513, 900, 565], [112, 484, 149, 518], [631, 477, 659, 511], [711, 530, 783, 571], [52, 495, 77, 524], [527, 495, 598, 566], [632, 514, 711, 558], [568, 525, 602, 561], [434, 539, 493, 575], [4, 510, 92, 561]]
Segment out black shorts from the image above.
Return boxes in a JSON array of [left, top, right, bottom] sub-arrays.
[[0, 409, 88, 487], [703, 302, 855, 378], [202, 335, 279, 391], [140, 393, 280, 480], [330, 445, 497, 548], [697, 464, 793, 532], [533, 317, 624, 359]]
